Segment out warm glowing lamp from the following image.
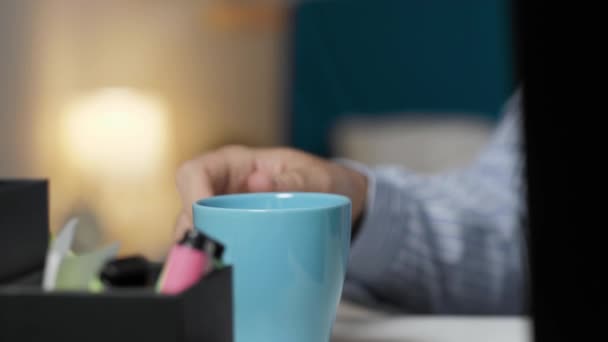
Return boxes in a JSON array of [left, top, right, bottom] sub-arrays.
[[61, 88, 169, 181]]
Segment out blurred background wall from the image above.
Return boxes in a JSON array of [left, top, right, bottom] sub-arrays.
[[0, 1, 36, 177], [1, 0, 514, 259]]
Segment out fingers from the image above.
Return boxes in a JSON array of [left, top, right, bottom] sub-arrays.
[[174, 210, 193, 241], [174, 145, 337, 242], [174, 146, 256, 238], [175, 159, 215, 220], [174, 154, 222, 240], [246, 171, 274, 192]]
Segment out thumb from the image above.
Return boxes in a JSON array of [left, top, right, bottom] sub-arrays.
[[246, 171, 274, 192], [271, 169, 309, 192]]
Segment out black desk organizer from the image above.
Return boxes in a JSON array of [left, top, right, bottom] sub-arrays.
[[0, 180, 233, 342], [0, 180, 49, 283]]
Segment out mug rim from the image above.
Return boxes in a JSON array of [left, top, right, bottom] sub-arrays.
[[194, 192, 351, 213]]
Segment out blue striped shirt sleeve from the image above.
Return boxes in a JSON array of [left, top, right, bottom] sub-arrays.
[[339, 90, 526, 314]]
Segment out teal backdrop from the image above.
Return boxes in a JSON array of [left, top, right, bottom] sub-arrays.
[[289, 0, 515, 157]]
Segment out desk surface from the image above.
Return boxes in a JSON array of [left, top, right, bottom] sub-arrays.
[[332, 301, 531, 342]]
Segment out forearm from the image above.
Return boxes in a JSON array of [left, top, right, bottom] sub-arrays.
[[344, 167, 526, 314], [341, 90, 527, 314]]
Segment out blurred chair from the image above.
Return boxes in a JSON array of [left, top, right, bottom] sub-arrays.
[[289, 0, 514, 163]]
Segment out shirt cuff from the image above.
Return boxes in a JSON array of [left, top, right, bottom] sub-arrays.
[[332, 159, 410, 290]]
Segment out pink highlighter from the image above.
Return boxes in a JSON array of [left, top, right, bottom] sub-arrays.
[[157, 230, 218, 295]]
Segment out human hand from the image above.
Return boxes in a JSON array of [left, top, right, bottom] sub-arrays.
[[174, 145, 367, 240]]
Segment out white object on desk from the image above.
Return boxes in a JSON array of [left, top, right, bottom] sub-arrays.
[[43, 218, 78, 291], [332, 301, 531, 342], [332, 114, 493, 173]]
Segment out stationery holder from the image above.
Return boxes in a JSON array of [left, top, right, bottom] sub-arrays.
[[0, 180, 49, 283], [0, 180, 233, 342], [0, 267, 233, 342]]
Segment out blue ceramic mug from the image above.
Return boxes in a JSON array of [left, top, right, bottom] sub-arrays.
[[193, 192, 351, 342]]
